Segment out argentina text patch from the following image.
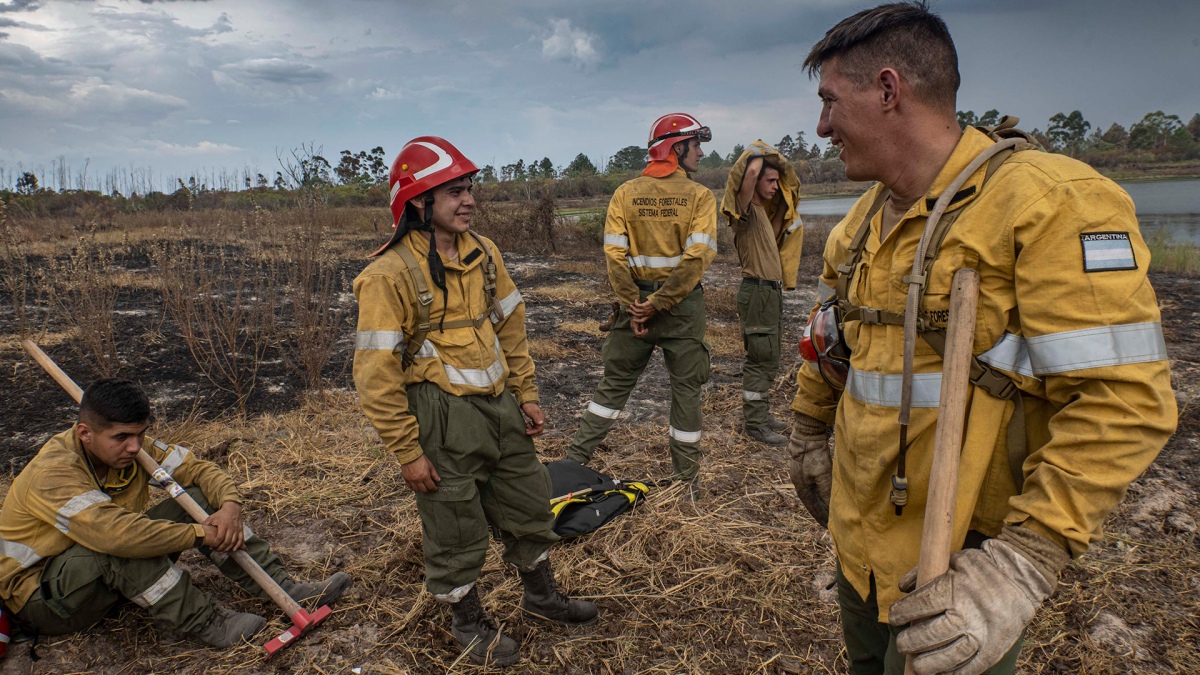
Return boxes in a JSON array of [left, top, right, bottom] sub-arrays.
[[1080, 232, 1137, 272]]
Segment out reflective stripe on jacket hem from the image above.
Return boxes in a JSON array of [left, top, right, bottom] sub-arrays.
[[628, 254, 682, 269]]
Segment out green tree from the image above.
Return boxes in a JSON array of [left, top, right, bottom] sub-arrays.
[[1100, 123, 1129, 149], [776, 135, 797, 161], [822, 142, 841, 160], [565, 153, 597, 176], [608, 145, 648, 173], [794, 131, 811, 159], [477, 165, 498, 184], [1167, 126, 1198, 158], [977, 109, 1001, 127], [1187, 113, 1200, 142], [725, 144, 746, 164], [1047, 110, 1092, 155], [537, 157, 556, 179], [699, 150, 724, 170], [956, 110, 978, 129], [1128, 111, 1182, 150], [15, 172, 38, 195]]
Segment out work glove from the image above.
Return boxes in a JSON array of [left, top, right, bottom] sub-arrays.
[[889, 525, 1071, 675], [787, 412, 832, 527]]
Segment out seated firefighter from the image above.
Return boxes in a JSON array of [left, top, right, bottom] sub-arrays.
[[0, 378, 351, 648], [353, 136, 596, 667]]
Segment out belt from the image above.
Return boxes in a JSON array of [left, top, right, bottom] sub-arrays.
[[635, 280, 703, 292], [741, 277, 782, 289]]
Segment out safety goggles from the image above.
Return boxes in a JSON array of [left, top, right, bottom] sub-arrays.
[[651, 126, 712, 146], [799, 298, 850, 391]]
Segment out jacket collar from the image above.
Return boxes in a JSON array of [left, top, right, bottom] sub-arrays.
[[912, 126, 994, 218], [402, 229, 485, 272]]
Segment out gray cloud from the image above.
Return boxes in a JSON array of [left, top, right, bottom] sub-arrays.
[[0, 0, 39, 14], [219, 57, 331, 85]]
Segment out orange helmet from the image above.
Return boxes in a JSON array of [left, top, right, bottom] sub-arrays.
[[647, 113, 712, 161], [387, 136, 479, 227]]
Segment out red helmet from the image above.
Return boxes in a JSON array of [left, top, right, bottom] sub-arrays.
[[647, 113, 712, 161], [388, 136, 479, 226]]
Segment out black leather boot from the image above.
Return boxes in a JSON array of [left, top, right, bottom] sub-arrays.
[[519, 558, 599, 625], [449, 585, 520, 667]]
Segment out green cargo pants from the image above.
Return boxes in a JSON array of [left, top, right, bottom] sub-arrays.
[[567, 286, 710, 481], [836, 560, 1022, 675], [16, 487, 287, 636], [408, 382, 559, 597], [736, 280, 783, 429]]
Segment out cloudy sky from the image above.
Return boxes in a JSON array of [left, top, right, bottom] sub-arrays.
[[1, 0, 1198, 191]]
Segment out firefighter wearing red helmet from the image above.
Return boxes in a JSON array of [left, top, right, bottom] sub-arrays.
[[565, 113, 718, 498], [353, 136, 596, 667]]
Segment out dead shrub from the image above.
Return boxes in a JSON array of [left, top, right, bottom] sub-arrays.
[[273, 203, 348, 392], [156, 218, 277, 412], [473, 193, 560, 254], [41, 230, 127, 377], [0, 201, 33, 339]]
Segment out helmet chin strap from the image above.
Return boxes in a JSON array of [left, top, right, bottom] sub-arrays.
[[420, 192, 449, 329]]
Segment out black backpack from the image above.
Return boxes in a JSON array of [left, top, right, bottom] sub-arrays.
[[545, 459, 649, 538]]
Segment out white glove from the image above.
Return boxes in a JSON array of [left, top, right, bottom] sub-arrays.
[[889, 525, 1071, 675], [787, 412, 832, 527]]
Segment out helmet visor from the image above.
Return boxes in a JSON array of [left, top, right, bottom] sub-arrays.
[[808, 300, 849, 391]]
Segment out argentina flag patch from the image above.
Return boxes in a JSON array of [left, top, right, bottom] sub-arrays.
[[1080, 232, 1137, 272]]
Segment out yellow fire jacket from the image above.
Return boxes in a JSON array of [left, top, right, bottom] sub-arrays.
[[720, 141, 805, 289], [353, 230, 537, 465], [603, 168, 718, 310], [791, 127, 1177, 621], [0, 426, 242, 612]]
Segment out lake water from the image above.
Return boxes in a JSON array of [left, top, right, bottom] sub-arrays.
[[798, 178, 1200, 244]]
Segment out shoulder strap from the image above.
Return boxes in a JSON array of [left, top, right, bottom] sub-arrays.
[[392, 244, 433, 369], [466, 231, 501, 321], [834, 187, 889, 307]]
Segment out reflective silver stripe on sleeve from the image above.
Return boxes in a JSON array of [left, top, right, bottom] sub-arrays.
[[160, 446, 190, 475], [685, 232, 718, 252], [0, 539, 44, 569], [586, 401, 622, 419], [441, 338, 506, 388], [742, 390, 767, 401], [786, 217, 804, 234], [55, 490, 112, 533], [846, 368, 942, 408], [491, 289, 523, 323], [415, 340, 438, 359], [628, 255, 682, 269], [977, 333, 1036, 378], [604, 234, 629, 249], [669, 426, 702, 444], [816, 279, 835, 302], [1026, 322, 1168, 375], [130, 565, 184, 608], [356, 330, 405, 351]]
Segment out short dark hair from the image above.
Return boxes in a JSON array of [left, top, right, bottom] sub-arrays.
[[803, 1, 959, 109], [79, 378, 151, 429], [760, 160, 782, 177]]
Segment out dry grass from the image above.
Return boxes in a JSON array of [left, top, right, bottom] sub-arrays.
[[553, 260, 607, 277], [526, 281, 604, 303], [558, 320, 604, 337], [705, 321, 744, 358]]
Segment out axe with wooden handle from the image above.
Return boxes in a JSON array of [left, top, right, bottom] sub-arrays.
[[904, 268, 980, 675], [21, 339, 332, 656]]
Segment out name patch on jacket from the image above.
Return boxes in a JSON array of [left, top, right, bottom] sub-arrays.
[[1080, 232, 1137, 272]]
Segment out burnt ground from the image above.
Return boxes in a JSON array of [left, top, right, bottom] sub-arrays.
[[0, 215, 1197, 674]]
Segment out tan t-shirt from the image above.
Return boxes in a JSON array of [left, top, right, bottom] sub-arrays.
[[732, 202, 784, 281]]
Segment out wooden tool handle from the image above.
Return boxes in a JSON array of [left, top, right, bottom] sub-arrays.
[[905, 268, 980, 675], [21, 339, 303, 617]]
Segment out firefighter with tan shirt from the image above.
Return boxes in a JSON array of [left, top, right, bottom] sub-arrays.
[[565, 113, 717, 497], [788, 5, 1177, 675], [721, 142, 805, 446], [0, 379, 350, 649], [352, 136, 596, 667]]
